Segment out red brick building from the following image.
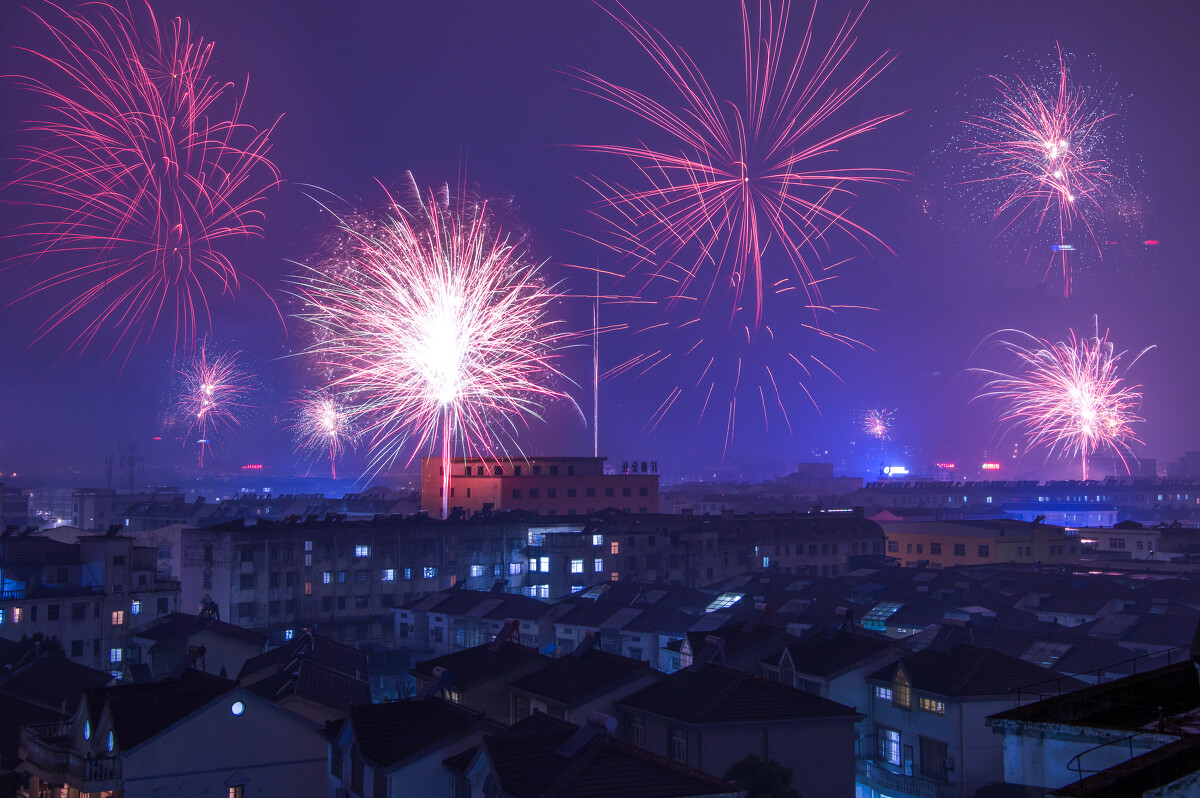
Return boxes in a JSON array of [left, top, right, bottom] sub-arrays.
[[419, 456, 659, 517]]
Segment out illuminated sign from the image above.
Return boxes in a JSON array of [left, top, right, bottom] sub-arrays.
[[981, 462, 1001, 470], [242, 464, 263, 470], [883, 466, 909, 476], [1051, 244, 1075, 252], [935, 463, 956, 469], [1144, 240, 1160, 246]]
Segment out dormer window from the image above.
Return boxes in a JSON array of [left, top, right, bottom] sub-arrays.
[[893, 670, 911, 709]]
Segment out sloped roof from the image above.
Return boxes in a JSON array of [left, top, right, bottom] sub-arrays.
[[245, 657, 371, 712], [867, 645, 1086, 698], [779, 633, 896, 678], [0, 653, 110, 712], [618, 663, 860, 724], [238, 631, 365, 682], [477, 713, 739, 798], [349, 698, 484, 769], [509, 649, 654, 706], [87, 670, 235, 750], [134, 612, 267, 650], [412, 642, 548, 691]]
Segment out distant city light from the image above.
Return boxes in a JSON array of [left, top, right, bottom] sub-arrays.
[[935, 462, 956, 469], [981, 462, 1002, 470], [883, 466, 909, 476], [242, 464, 263, 470], [1050, 244, 1075, 252]]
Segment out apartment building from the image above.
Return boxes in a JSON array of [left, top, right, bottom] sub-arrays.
[[420, 456, 659, 516], [877, 518, 1083, 569], [0, 531, 180, 673]]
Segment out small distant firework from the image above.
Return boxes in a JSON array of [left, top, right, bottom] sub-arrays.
[[293, 175, 567, 518], [176, 345, 254, 467], [8, 0, 280, 360], [291, 389, 359, 479], [863, 409, 895, 441], [961, 46, 1114, 296], [573, 0, 903, 440], [971, 317, 1152, 480]]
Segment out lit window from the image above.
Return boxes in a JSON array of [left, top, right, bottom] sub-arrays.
[[593, 558, 603, 572], [111, 610, 124, 626], [404, 568, 412, 580], [130, 600, 141, 616], [423, 566, 437, 578], [284, 629, 294, 640], [322, 572, 332, 584], [893, 671, 911, 709], [610, 541, 619, 555], [611, 572, 619, 582], [538, 556, 550, 572], [355, 545, 371, 558], [705, 592, 744, 612], [570, 559, 584, 574], [229, 786, 245, 798], [878, 728, 901, 765], [0, 608, 4, 625], [11, 607, 21, 624], [592, 534, 603, 546], [538, 585, 550, 598], [110, 647, 123, 663], [304, 541, 313, 551], [509, 562, 521, 575], [470, 565, 485, 577], [762, 556, 770, 567], [919, 697, 945, 715], [875, 686, 893, 701], [382, 569, 396, 582], [106, 730, 114, 752], [304, 581, 312, 596]]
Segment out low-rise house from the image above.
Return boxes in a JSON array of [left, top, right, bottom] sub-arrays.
[[393, 585, 567, 658], [412, 634, 549, 720], [446, 712, 744, 798], [508, 638, 663, 724], [860, 645, 1087, 798], [617, 662, 862, 798], [238, 630, 369, 723], [327, 698, 493, 798], [132, 611, 267, 679], [761, 629, 898, 709], [20, 669, 328, 797]]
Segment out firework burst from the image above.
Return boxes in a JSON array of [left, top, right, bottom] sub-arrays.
[[176, 344, 254, 467], [961, 46, 1114, 296], [573, 0, 904, 327], [290, 389, 359, 480], [863, 408, 894, 441], [7, 0, 280, 360], [971, 318, 1152, 480], [293, 175, 568, 518]]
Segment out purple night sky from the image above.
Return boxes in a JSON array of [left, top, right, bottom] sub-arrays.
[[1, 0, 1197, 483]]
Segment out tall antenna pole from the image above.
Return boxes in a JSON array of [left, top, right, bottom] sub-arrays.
[[593, 266, 599, 458]]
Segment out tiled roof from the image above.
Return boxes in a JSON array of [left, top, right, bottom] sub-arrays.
[[0, 692, 61, 770], [412, 642, 548, 691], [349, 698, 485, 769], [618, 663, 860, 724], [509, 649, 654, 706], [87, 670, 235, 750], [867, 645, 1086, 698], [245, 658, 371, 712], [1049, 732, 1200, 797], [479, 714, 739, 798], [238, 631, 366, 682], [133, 612, 268, 650], [0, 653, 111, 712], [779, 632, 895, 678]]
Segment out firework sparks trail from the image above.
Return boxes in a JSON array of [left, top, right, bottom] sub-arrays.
[[961, 46, 1114, 297], [573, 0, 905, 329], [293, 175, 569, 519], [7, 0, 281, 361], [290, 388, 359, 480], [971, 317, 1153, 480], [176, 344, 254, 467], [863, 408, 894, 440]]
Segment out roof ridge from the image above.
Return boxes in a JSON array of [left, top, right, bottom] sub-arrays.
[[541, 730, 609, 797], [696, 668, 749, 722], [953, 647, 994, 693]]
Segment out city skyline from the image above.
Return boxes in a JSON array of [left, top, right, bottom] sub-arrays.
[[1, 0, 1197, 483]]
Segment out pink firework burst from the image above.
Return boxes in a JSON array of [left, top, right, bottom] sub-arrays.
[[971, 318, 1153, 480], [176, 344, 254, 467], [573, 0, 905, 327], [962, 46, 1114, 297], [863, 408, 894, 441], [290, 388, 359, 480], [293, 175, 569, 518], [7, 0, 280, 361]]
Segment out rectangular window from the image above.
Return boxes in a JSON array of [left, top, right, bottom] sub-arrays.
[[594, 558, 604, 572], [954, 544, 966, 556], [887, 540, 899, 553], [611, 572, 619, 582], [48, 604, 61, 621], [71, 640, 83, 657], [610, 541, 619, 555], [894, 672, 911, 709], [570, 559, 584, 573], [423, 566, 437, 578], [355, 545, 371, 558], [240, 574, 257, 589], [567, 488, 576, 498], [338, 571, 347, 583], [509, 562, 521, 575], [229, 786, 244, 798], [920, 737, 949, 781], [404, 567, 412, 580], [547, 488, 557, 498], [382, 569, 396, 581], [512, 489, 521, 499], [158, 597, 169, 615], [470, 564, 485, 577], [878, 728, 901, 766], [355, 569, 369, 583], [930, 542, 942, 555], [539, 556, 550, 572], [330, 747, 343, 779], [920, 697, 946, 715], [111, 610, 124, 626], [322, 571, 332, 584], [978, 545, 990, 557], [669, 727, 687, 762], [304, 581, 312, 596], [626, 714, 645, 747], [907, 543, 913, 554], [538, 585, 550, 599], [605, 487, 614, 497], [587, 487, 596, 498], [622, 487, 632, 497], [874, 686, 893, 701], [592, 534, 603, 546], [110, 647, 123, 663]]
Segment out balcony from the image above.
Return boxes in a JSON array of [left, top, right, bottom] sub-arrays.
[[20, 723, 121, 792], [856, 758, 948, 798]]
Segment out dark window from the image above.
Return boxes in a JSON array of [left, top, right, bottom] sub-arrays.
[[920, 737, 949, 782], [71, 640, 83, 657], [978, 545, 990, 557], [493, 466, 503, 476], [514, 465, 522, 476], [906, 543, 913, 553], [547, 488, 557, 498], [512, 489, 521, 499], [338, 596, 347, 610], [112, 555, 125, 566], [157, 597, 169, 615], [930, 542, 942, 555], [72, 603, 86, 621], [322, 596, 333, 611], [567, 466, 575, 476], [587, 488, 596, 498], [954, 544, 966, 556], [48, 604, 60, 621], [639, 487, 648, 496], [268, 600, 280, 616], [270, 572, 281, 588], [239, 574, 256, 589], [550, 465, 559, 475], [241, 547, 255, 563], [605, 487, 614, 497], [373, 768, 388, 798], [567, 488, 576, 498], [355, 596, 370, 609], [532, 465, 541, 475], [356, 570, 370, 583], [330, 746, 343, 779], [529, 489, 539, 498], [622, 487, 632, 497]]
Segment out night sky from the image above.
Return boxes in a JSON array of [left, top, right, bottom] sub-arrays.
[[1, 0, 1197, 484]]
